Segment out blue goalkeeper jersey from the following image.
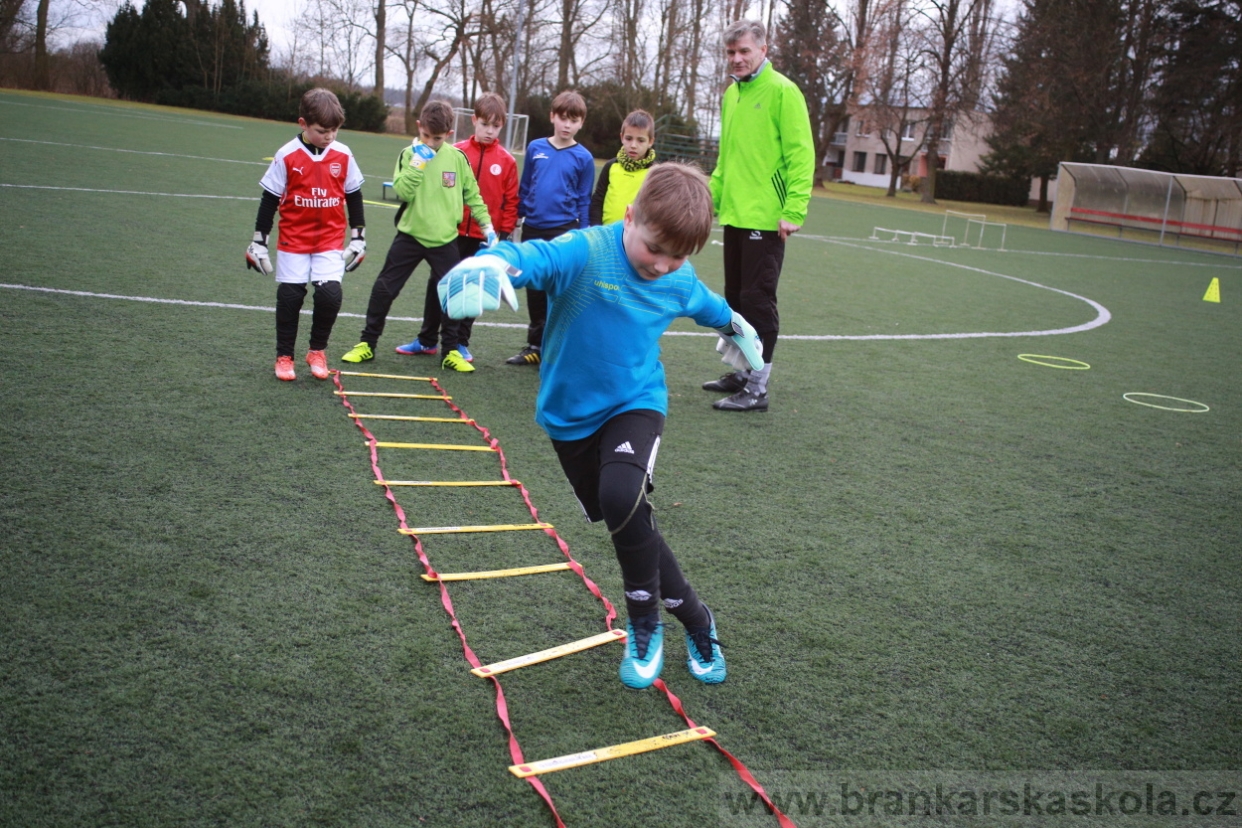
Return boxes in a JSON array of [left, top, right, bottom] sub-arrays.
[[489, 223, 732, 441]]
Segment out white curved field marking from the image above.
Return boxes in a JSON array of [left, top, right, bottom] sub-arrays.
[[755, 234, 1112, 342]]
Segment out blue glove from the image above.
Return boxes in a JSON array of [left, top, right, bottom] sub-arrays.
[[482, 225, 498, 248], [714, 311, 763, 371], [437, 254, 520, 319], [409, 141, 436, 170]]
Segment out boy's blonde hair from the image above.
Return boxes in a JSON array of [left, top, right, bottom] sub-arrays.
[[419, 99, 455, 135], [631, 163, 714, 256], [550, 90, 587, 121], [474, 92, 507, 125], [622, 109, 655, 139], [300, 88, 346, 129]]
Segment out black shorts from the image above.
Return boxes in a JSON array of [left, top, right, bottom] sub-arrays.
[[550, 409, 664, 523]]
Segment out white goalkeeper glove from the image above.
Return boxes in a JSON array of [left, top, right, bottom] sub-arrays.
[[437, 254, 520, 319], [408, 140, 436, 171], [482, 225, 498, 248], [245, 231, 273, 275], [714, 311, 764, 371], [343, 227, 366, 272]]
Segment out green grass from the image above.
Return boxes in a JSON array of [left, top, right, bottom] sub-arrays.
[[2, 89, 1240, 827]]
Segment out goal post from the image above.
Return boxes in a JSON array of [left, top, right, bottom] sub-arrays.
[[453, 108, 530, 155]]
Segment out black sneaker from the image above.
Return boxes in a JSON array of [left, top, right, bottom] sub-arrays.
[[506, 345, 541, 365], [713, 388, 769, 412], [702, 371, 747, 393]]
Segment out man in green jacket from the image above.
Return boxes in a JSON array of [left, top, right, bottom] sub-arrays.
[[341, 100, 494, 372], [704, 19, 815, 412]]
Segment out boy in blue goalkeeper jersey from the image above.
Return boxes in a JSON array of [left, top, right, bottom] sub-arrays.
[[435, 163, 765, 690]]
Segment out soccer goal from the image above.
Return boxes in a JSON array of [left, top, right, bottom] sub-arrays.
[[453, 108, 529, 155], [942, 209, 1007, 250]]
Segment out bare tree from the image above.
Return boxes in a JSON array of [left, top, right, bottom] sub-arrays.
[[862, 0, 932, 195], [915, 0, 996, 203]]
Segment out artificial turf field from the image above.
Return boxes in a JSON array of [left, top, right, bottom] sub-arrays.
[[1, 88, 1240, 827]]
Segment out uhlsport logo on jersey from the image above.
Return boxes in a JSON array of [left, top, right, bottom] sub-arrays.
[[442, 171, 457, 188], [329, 162, 342, 177]]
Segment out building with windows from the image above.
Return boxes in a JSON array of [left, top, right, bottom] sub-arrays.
[[824, 108, 994, 191]]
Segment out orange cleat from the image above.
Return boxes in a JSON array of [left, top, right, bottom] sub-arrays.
[[305, 349, 330, 380], [275, 355, 297, 381]]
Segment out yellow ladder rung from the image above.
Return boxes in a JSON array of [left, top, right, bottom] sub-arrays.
[[350, 414, 474, 423], [422, 562, 571, 583], [378, 480, 519, 487], [509, 727, 716, 777], [368, 441, 495, 452], [400, 523, 552, 536], [336, 370, 434, 381], [472, 628, 626, 677], [335, 391, 448, 400]]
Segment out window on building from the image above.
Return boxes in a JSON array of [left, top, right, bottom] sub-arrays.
[[855, 119, 867, 136], [852, 151, 867, 172], [875, 154, 888, 175], [901, 122, 916, 140]]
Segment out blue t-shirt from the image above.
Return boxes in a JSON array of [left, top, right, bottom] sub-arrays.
[[491, 223, 732, 441], [518, 138, 595, 230]]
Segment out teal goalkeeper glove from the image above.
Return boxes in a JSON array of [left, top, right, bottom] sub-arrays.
[[714, 311, 764, 371], [437, 254, 520, 319]]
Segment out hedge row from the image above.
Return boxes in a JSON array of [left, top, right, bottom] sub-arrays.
[[154, 81, 389, 132], [933, 170, 1031, 206]]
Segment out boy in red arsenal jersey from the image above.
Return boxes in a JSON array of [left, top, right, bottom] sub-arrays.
[[246, 88, 367, 382]]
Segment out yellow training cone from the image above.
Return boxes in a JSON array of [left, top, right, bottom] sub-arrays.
[[1203, 277, 1220, 303]]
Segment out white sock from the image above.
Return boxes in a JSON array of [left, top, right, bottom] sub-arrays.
[[746, 363, 772, 394]]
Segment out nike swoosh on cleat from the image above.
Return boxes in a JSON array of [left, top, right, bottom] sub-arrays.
[[688, 655, 715, 675], [631, 644, 663, 680]]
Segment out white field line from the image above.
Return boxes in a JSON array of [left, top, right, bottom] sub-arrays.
[[786, 234, 1111, 341], [0, 283, 528, 329], [840, 232, 1240, 269], [0, 183, 255, 200], [0, 136, 267, 166], [0, 96, 243, 128]]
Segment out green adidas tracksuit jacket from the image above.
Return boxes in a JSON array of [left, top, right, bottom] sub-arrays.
[[709, 60, 816, 230], [392, 142, 491, 247]]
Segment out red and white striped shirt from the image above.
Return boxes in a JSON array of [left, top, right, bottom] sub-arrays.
[[260, 136, 364, 255]]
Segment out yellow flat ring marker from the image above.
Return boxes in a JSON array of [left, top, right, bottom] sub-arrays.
[[1122, 393, 1210, 413], [1017, 354, 1090, 370]]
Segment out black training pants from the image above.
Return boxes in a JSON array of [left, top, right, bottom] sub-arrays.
[[722, 224, 786, 364]]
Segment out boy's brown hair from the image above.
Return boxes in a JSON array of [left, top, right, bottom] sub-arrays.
[[622, 109, 655, 139], [419, 99, 455, 135], [473, 92, 508, 125], [300, 88, 346, 129], [631, 163, 714, 256], [550, 90, 587, 121]]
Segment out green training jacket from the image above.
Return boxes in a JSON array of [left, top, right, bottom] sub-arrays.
[[709, 61, 816, 230], [392, 143, 491, 247]]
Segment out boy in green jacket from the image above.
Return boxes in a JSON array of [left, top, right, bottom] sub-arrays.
[[341, 100, 495, 372]]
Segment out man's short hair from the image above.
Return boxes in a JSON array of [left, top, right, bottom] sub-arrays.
[[631, 163, 714, 256], [550, 90, 587, 121], [419, 99, 455, 135], [300, 88, 346, 129], [622, 109, 655, 138], [723, 19, 767, 47], [474, 92, 507, 125]]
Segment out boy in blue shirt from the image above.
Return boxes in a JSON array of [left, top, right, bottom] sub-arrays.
[[506, 89, 595, 366], [436, 164, 763, 689]]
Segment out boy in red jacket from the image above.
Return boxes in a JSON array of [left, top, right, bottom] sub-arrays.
[[395, 92, 519, 363]]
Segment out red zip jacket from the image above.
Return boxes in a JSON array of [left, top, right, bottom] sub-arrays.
[[455, 135, 519, 239]]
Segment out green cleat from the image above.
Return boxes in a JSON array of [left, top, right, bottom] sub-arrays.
[[441, 349, 476, 373], [341, 342, 374, 363]]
